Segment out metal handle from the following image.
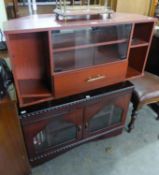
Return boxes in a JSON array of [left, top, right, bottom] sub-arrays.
[[86, 75, 106, 83], [77, 125, 82, 132]]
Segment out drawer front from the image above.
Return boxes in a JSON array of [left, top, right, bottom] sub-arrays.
[[54, 61, 127, 98]]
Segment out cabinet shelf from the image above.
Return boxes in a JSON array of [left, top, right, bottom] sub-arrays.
[[131, 38, 149, 48], [53, 39, 128, 53], [18, 79, 52, 98], [126, 66, 141, 79]]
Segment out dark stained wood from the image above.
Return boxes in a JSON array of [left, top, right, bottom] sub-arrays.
[[128, 46, 148, 74], [20, 81, 133, 166], [133, 22, 154, 43], [0, 97, 30, 175]]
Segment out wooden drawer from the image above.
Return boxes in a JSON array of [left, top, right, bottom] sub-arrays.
[[54, 61, 127, 98]]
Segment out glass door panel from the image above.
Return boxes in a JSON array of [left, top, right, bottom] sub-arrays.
[[88, 105, 123, 132], [52, 24, 132, 73], [53, 42, 128, 72], [31, 108, 83, 153], [33, 118, 77, 153], [52, 24, 132, 49]]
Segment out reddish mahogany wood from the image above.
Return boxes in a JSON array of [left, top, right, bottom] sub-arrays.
[[126, 67, 142, 80], [54, 61, 127, 98], [3, 13, 155, 107], [126, 22, 155, 79], [3, 13, 155, 34], [18, 79, 52, 98], [0, 97, 30, 175], [131, 38, 149, 48]]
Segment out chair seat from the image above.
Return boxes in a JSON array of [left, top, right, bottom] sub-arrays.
[[131, 72, 159, 104]]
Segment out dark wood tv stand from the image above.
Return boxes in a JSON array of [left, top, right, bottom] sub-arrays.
[[20, 81, 134, 166], [3, 13, 155, 166]]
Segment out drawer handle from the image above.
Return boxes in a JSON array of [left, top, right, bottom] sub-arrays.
[[86, 75, 106, 83]]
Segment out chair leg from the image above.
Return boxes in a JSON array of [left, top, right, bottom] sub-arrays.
[[128, 107, 138, 133], [156, 108, 159, 120]]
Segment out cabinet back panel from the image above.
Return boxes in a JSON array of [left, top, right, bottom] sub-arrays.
[[8, 32, 49, 80], [133, 22, 154, 42], [128, 46, 148, 72]]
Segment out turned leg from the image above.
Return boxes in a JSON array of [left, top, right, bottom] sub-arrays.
[[128, 107, 138, 133], [156, 108, 159, 120]]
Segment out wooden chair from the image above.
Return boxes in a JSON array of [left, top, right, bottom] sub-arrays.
[[128, 71, 159, 132]]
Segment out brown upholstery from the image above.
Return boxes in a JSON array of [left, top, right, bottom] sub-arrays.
[[128, 72, 159, 132], [131, 72, 159, 106]]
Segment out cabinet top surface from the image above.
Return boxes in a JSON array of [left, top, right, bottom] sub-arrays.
[[3, 13, 156, 34]]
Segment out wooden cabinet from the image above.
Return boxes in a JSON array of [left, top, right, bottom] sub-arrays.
[[0, 97, 30, 175], [20, 82, 133, 166], [3, 13, 155, 107]]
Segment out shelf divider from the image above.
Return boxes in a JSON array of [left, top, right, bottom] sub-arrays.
[[53, 39, 128, 53], [131, 38, 149, 48]]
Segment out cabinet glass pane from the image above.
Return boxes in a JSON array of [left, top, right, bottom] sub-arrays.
[[52, 24, 132, 49], [89, 105, 122, 132], [52, 24, 132, 72], [54, 43, 128, 72], [33, 118, 76, 152]]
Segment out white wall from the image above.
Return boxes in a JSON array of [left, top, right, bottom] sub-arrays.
[[0, 0, 7, 31]]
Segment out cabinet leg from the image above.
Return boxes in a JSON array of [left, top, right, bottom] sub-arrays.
[[128, 107, 138, 133], [156, 108, 159, 120]]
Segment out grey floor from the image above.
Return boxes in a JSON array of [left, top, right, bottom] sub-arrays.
[[32, 105, 159, 175]]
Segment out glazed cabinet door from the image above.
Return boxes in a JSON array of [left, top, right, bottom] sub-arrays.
[[22, 106, 83, 162], [52, 24, 132, 72], [83, 91, 131, 138]]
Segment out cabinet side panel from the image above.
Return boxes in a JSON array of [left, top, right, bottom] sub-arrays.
[[8, 32, 49, 80]]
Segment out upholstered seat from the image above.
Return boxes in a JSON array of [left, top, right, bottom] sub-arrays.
[[128, 72, 159, 132]]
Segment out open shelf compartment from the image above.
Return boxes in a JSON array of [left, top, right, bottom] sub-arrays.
[[8, 32, 53, 107], [18, 79, 52, 98], [131, 22, 154, 47], [126, 46, 148, 79]]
